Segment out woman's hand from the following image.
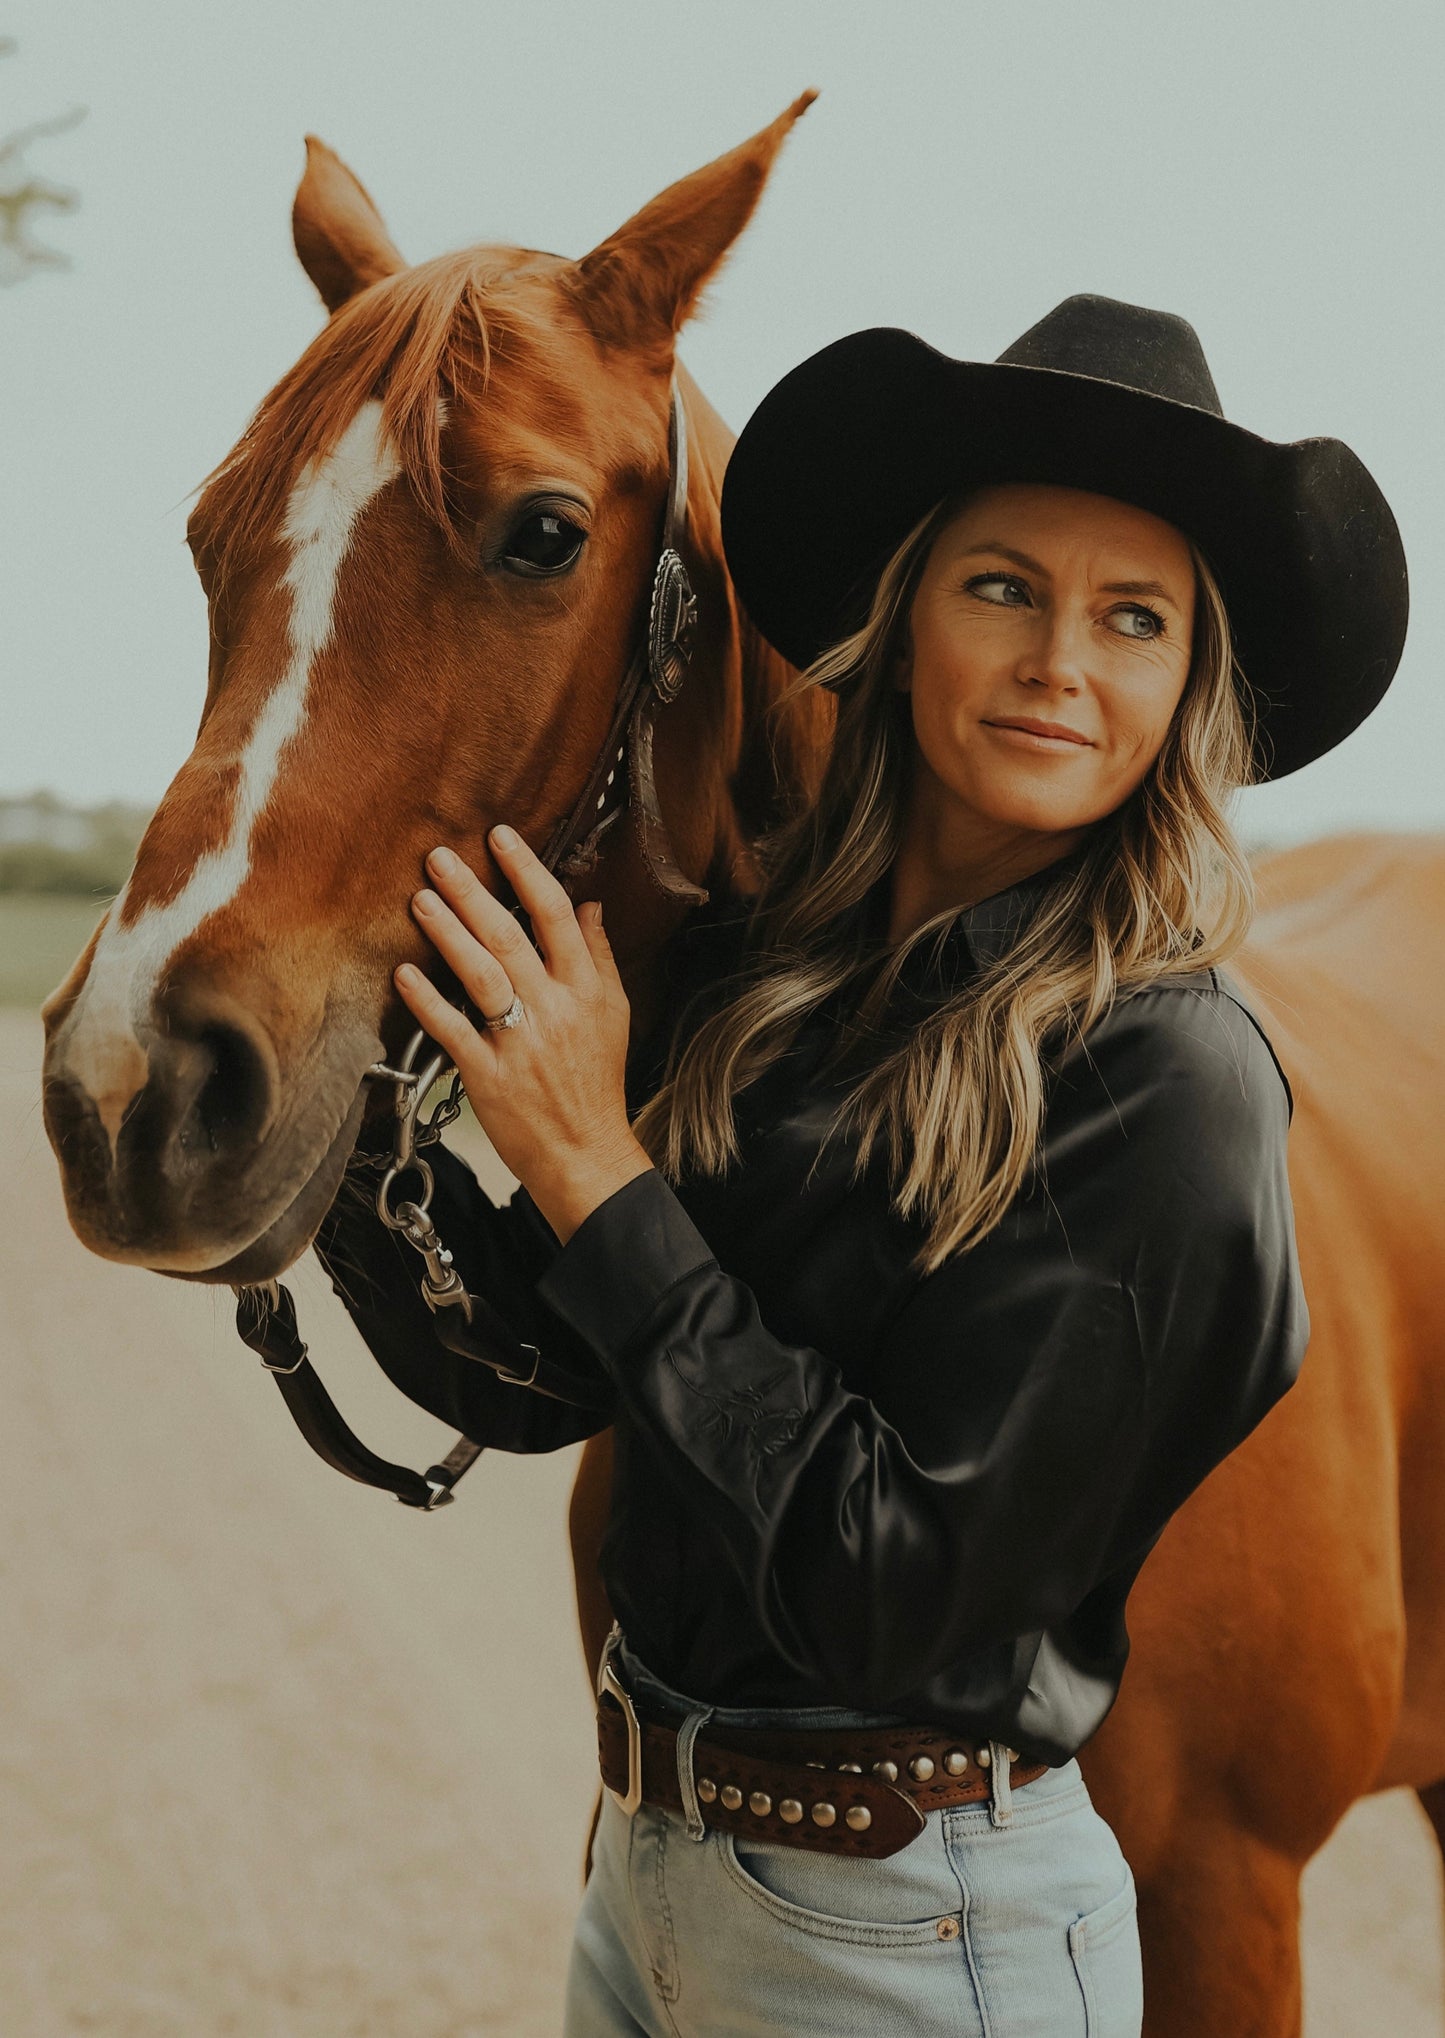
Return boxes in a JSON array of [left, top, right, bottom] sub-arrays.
[[394, 826, 654, 1245]]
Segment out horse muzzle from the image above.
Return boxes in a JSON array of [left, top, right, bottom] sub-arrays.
[[42, 984, 379, 1280]]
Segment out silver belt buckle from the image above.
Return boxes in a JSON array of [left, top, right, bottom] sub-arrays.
[[598, 1655, 644, 1817]]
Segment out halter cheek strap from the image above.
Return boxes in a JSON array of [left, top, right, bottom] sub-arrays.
[[543, 381, 706, 904]]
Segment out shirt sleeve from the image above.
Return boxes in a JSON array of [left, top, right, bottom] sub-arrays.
[[314, 1139, 614, 1452], [534, 982, 1309, 1707]]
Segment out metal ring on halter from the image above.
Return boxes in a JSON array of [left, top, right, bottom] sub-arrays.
[[377, 1157, 435, 1232], [482, 993, 526, 1031]]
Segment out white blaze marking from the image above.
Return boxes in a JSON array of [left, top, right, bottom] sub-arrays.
[[59, 402, 399, 1148]]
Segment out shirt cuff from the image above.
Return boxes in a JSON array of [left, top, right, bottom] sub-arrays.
[[533, 1168, 717, 1368]]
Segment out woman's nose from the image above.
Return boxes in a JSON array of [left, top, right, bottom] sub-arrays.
[[1015, 612, 1088, 692]]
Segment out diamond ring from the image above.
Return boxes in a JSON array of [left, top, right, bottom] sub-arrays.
[[481, 993, 526, 1031]]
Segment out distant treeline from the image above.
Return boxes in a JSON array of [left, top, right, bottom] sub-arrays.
[[0, 792, 1291, 902], [0, 793, 151, 897]]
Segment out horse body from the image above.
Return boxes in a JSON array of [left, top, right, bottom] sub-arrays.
[[39, 106, 1445, 2037], [1081, 831, 1445, 2033]]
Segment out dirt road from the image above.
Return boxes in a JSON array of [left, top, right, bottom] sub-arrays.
[[2, 1010, 1439, 2034]]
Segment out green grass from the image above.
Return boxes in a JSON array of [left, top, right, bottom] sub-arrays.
[[0, 894, 110, 1007]]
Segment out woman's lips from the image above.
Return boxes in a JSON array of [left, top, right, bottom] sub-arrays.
[[983, 717, 1094, 749]]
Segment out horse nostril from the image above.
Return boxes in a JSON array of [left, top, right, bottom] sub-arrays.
[[182, 1021, 273, 1157], [150, 994, 282, 1172]]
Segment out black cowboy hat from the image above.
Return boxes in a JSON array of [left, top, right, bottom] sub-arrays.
[[719, 296, 1408, 780]]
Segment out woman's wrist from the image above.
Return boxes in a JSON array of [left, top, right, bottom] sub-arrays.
[[528, 1135, 656, 1246]]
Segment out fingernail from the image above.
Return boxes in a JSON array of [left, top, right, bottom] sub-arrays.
[[490, 824, 516, 849], [396, 964, 417, 986], [414, 889, 440, 913], [428, 846, 456, 875]]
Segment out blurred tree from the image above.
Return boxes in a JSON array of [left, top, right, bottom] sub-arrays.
[[0, 793, 151, 897], [0, 35, 84, 285]]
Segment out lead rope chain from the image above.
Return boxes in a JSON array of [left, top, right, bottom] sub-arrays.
[[232, 385, 699, 1508]]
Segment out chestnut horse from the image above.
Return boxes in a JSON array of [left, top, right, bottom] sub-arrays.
[[39, 107, 1445, 2036]]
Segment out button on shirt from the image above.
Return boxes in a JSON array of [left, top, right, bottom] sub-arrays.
[[315, 862, 1308, 1765]]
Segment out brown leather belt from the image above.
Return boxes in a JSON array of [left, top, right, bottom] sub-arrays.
[[597, 1670, 1049, 1862]]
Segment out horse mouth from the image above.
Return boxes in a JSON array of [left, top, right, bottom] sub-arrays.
[[163, 1079, 372, 1286]]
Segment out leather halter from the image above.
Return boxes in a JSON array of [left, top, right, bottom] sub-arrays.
[[234, 381, 708, 1506], [541, 382, 706, 905]]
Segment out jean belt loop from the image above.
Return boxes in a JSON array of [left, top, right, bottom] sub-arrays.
[[676, 1705, 717, 1842], [596, 1620, 624, 1689], [987, 1740, 1017, 1828]]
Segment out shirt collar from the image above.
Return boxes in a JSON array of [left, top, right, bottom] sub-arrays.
[[876, 844, 1088, 992], [952, 853, 1079, 967]]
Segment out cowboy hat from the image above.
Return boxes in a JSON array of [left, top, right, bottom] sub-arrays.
[[719, 295, 1408, 780]]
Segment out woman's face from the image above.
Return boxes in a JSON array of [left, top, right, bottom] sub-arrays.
[[897, 484, 1197, 844]]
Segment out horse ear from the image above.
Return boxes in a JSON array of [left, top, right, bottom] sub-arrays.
[[568, 92, 817, 349], [292, 136, 406, 313]]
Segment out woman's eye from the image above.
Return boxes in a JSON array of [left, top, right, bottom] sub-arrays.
[[499, 510, 587, 577], [1110, 605, 1165, 641], [968, 573, 1031, 606]]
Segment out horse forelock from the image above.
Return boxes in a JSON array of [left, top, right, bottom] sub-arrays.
[[191, 248, 564, 594]]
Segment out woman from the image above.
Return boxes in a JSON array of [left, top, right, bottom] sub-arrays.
[[316, 294, 1407, 2036]]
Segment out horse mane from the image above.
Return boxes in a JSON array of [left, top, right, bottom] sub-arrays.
[[193, 249, 524, 585]]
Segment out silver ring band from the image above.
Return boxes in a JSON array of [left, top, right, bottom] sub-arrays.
[[482, 993, 526, 1031]]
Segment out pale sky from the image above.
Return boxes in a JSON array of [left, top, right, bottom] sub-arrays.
[[2, 0, 1441, 847]]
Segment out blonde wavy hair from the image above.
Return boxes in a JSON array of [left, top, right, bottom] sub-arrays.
[[632, 495, 1260, 1276]]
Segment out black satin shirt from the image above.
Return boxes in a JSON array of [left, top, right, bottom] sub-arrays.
[[315, 863, 1308, 1765]]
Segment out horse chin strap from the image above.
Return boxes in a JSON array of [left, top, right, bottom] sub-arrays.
[[234, 378, 707, 1509]]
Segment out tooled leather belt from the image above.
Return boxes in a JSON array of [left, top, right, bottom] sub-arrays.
[[597, 1666, 1049, 1862]]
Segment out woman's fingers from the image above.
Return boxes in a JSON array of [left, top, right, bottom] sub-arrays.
[[483, 826, 596, 987], [420, 845, 550, 1002], [578, 898, 623, 993], [410, 887, 521, 1020], [394, 962, 493, 1070]]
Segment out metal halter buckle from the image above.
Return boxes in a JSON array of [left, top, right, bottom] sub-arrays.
[[258, 1341, 308, 1377], [647, 547, 697, 703]]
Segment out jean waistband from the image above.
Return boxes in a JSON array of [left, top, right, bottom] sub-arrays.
[[615, 1635, 910, 1735], [604, 1632, 1070, 1842]]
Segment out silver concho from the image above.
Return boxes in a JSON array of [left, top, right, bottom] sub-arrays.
[[648, 547, 698, 704]]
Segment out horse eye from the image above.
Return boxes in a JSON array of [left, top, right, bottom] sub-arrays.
[[500, 510, 586, 577]]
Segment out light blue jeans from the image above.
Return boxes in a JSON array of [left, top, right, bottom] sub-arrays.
[[564, 1647, 1143, 2036]]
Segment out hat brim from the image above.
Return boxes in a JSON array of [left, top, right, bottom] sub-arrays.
[[719, 328, 1408, 781]]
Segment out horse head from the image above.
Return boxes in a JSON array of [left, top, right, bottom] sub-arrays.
[[42, 96, 825, 1284]]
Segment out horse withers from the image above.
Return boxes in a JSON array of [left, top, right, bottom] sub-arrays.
[[39, 105, 1445, 2038]]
